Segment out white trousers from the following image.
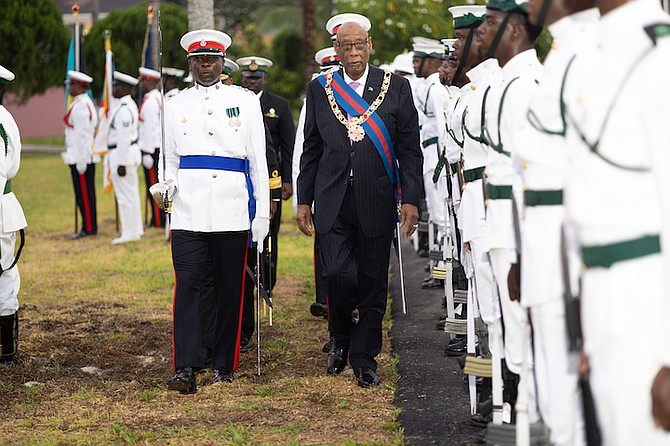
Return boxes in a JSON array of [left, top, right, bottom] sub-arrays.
[[423, 171, 448, 234], [111, 166, 143, 240], [0, 231, 19, 316], [582, 255, 670, 446], [530, 299, 585, 446]]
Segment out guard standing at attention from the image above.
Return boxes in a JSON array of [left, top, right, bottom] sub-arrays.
[[62, 70, 98, 239], [0, 65, 28, 367]]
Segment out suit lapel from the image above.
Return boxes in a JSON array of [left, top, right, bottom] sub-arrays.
[[363, 65, 382, 105]]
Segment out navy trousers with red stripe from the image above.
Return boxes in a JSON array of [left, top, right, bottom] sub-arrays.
[[69, 164, 97, 234], [143, 151, 165, 227], [171, 230, 248, 373]]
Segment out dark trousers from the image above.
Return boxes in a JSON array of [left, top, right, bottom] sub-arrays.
[[143, 151, 165, 228], [262, 203, 281, 291], [241, 246, 258, 341], [318, 186, 394, 372], [314, 232, 327, 306], [69, 164, 97, 234], [171, 230, 248, 372]]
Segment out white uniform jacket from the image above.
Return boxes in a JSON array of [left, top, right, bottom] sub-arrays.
[[458, 59, 503, 243], [163, 82, 269, 233], [107, 95, 140, 169], [419, 72, 451, 175], [0, 106, 27, 234], [484, 49, 542, 253], [63, 93, 98, 165], [138, 89, 162, 155]]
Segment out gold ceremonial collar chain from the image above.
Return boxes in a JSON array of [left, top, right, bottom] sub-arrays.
[[324, 70, 392, 142]]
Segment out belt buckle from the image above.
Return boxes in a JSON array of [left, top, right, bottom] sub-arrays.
[[347, 176, 354, 187]]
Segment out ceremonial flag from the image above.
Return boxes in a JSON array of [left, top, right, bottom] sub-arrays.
[[65, 4, 88, 111], [90, 30, 115, 193]]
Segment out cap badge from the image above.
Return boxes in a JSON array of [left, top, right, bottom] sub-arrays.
[[200, 40, 207, 47], [249, 61, 259, 71]]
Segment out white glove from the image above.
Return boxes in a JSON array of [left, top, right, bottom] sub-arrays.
[[251, 217, 270, 243], [142, 154, 154, 170], [75, 161, 87, 175], [149, 180, 176, 210]]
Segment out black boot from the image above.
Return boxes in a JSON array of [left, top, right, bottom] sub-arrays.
[[0, 312, 18, 367]]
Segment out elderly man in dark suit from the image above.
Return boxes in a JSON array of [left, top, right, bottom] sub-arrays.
[[297, 18, 422, 388]]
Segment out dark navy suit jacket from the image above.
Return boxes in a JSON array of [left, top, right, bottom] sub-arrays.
[[297, 65, 422, 237]]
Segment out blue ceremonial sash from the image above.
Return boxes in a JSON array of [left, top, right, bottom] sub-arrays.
[[179, 155, 256, 245], [317, 72, 402, 210]]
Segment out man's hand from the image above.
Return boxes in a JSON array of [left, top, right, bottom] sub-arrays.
[[296, 204, 313, 237], [508, 262, 521, 302], [75, 161, 87, 175], [652, 366, 670, 431], [282, 182, 293, 200], [398, 203, 419, 238], [117, 165, 126, 177], [270, 201, 278, 220]]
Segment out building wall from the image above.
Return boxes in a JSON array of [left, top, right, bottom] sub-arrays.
[[5, 87, 68, 139]]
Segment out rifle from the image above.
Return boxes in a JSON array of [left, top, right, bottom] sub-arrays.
[[560, 225, 601, 446]]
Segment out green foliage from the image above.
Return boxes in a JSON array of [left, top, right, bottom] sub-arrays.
[[334, 0, 472, 65], [0, 0, 70, 103], [83, 2, 188, 96]]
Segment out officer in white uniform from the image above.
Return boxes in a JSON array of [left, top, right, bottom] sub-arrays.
[[517, 0, 600, 443], [564, 0, 670, 443], [0, 65, 27, 367], [412, 38, 451, 289], [62, 70, 99, 239], [107, 71, 143, 245], [158, 29, 269, 392], [138, 67, 164, 228], [162, 67, 185, 100]]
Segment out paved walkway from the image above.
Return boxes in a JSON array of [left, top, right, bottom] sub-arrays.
[[390, 239, 484, 445]]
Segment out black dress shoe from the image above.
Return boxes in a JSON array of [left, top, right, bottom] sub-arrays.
[[422, 277, 444, 289], [355, 367, 381, 388], [322, 337, 334, 353], [213, 369, 234, 383], [168, 367, 196, 394], [239, 338, 252, 353], [69, 230, 95, 240], [309, 302, 329, 319], [326, 347, 348, 375]]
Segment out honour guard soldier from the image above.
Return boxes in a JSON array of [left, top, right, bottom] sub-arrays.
[[0, 65, 28, 367], [138, 67, 164, 228], [412, 37, 451, 289], [477, 0, 544, 426], [157, 29, 269, 392], [297, 16, 422, 387], [563, 0, 670, 442], [237, 55, 295, 293], [108, 71, 143, 245], [220, 59, 239, 86], [162, 67, 185, 100], [62, 70, 99, 239], [517, 0, 600, 442]]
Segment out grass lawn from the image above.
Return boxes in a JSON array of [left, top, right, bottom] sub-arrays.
[[0, 152, 403, 446]]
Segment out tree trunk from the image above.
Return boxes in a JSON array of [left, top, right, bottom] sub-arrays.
[[302, 0, 317, 85], [188, 0, 214, 30]]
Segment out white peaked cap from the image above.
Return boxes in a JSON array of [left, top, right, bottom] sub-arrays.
[[139, 67, 161, 80], [389, 52, 414, 74], [326, 13, 372, 40], [113, 71, 139, 86], [224, 59, 239, 73], [0, 65, 15, 83], [162, 67, 185, 78], [314, 47, 339, 66], [68, 70, 93, 84], [412, 37, 445, 58], [180, 29, 232, 56]]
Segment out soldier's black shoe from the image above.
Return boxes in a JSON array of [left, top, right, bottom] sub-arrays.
[[213, 369, 234, 383], [0, 356, 15, 368], [168, 367, 196, 394], [69, 231, 95, 240], [326, 347, 348, 375], [322, 337, 334, 353], [470, 397, 493, 427], [239, 338, 253, 353], [310, 302, 329, 319], [355, 367, 380, 388], [422, 278, 444, 289]]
